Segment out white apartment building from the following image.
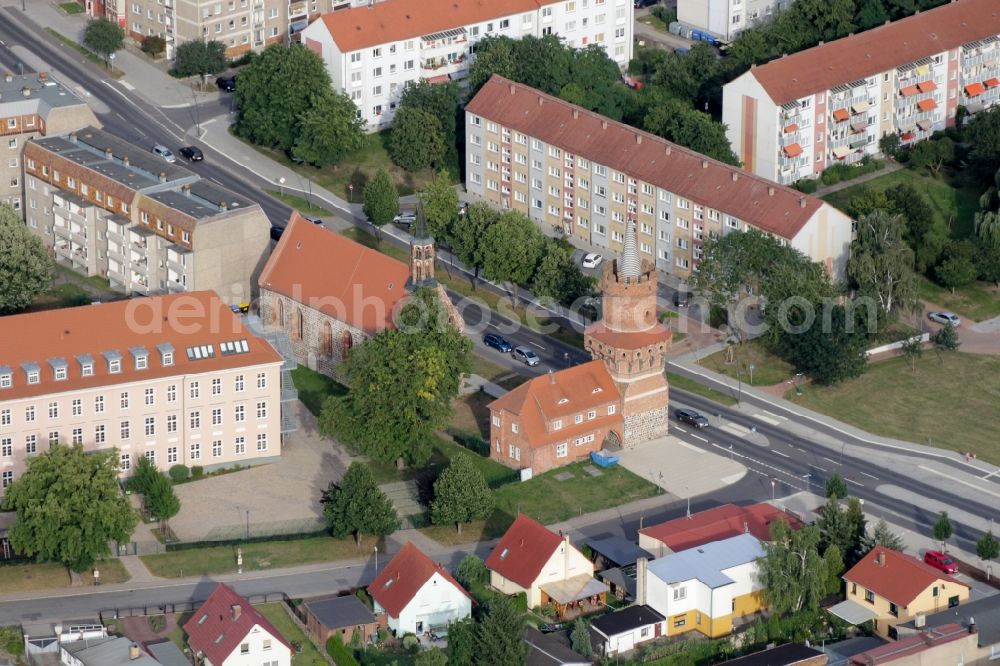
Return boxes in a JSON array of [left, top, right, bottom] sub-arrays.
[[300, 0, 634, 129], [23, 126, 270, 304], [0, 292, 293, 496], [465, 76, 854, 280], [723, 0, 1000, 185], [677, 0, 789, 42]]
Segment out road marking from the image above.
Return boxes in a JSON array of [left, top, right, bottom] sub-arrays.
[[813, 465, 827, 472], [674, 439, 703, 453], [918, 465, 1000, 500], [772, 450, 790, 458], [824, 456, 838, 465], [721, 423, 750, 437], [690, 434, 707, 442], [861, 471, 879, 480], [529, 341, 544, 350], [674, 426, 688, 433], [754, 413, 782, 426], [846, 478, 864, 487], [983, 469, 1000, 481], [119, 80, 135, 90]]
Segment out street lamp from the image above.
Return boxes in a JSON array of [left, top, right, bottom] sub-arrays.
[[771, 479, 776, 501], [748, 363, 755, 386], [374, 545, 379, 573], [685, 486, 691, 518], [277, 177, 286, 196]]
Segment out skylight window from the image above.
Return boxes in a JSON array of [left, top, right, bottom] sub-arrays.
[[500, 548, 509, 560]]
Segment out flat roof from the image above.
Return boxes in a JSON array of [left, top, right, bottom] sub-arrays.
[[0, 73, 89, 115]]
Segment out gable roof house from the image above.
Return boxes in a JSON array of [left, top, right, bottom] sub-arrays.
[[485, 515, 608, 614], [184, 584, 291, 666], [638, 503, 804, 558], [368, 542, 472, 637], [831, 547, 971, 638]]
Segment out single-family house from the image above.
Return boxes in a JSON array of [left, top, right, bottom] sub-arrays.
[[849, 624, 978, 665], [717, 643, 828, 666], [590, 604, 666, 657], [301, 595, 381, 646], [898, 592, 1000, 661], [831, 546, 971, 638], [61, 639, 163, 666], [639, 533, 767, 638], [183, 584, 292, 666], [368, 542, 472, 637], [638, 503, 803, 558], [523, 627, 591, 666], [486, 514, 609, 615]]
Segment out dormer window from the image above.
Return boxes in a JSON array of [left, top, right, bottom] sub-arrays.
[[103, 351, 123, 374], [54, 367, 67, 381], [557, 398, 569, 405], [77, 353, 95, 377], [157, 342, 175, 367], [0, 366, 11, 389], [592, 387, 603, 393], [50, 358, 68, 381], [553, 419, 562, 431], [163, 352, 173, 365], [27, 371, 39, 384], [22, 362, 40, 385], [130, 346, 149, 370]]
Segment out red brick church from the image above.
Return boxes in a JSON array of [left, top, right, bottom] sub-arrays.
[[488, 221, 672, 473]]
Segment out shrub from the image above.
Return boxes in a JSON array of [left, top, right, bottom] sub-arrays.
[[401, 633, 420, 653], [325, 636, 359, 666], [191, 465, 204, 478], [651, 5, 676, 25], [451, 432, 488, 456], [168, 465, 190, 483], [141, 35, 166, 57], [794, 178, 818, 194]]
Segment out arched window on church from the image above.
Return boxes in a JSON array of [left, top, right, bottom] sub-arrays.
[[274, 297, 284, 327], [292, 308, 304, 341], [321, 322, 334, 358], [341, 331, 353, 360]]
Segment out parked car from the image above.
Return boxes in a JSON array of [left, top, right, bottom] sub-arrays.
[[393, 211, 416, 227], [633, 0, 657, 7], [303, 216, 324, 225], [928, 311, 961, 327], [152, 144, 176, 162], [216, 75, 237, 92], [923, 550, 958, 574], [512, 346, 541, 367], [179, 146, 204, 161], [675, 408, 709, 428], [270, 225, 284, 242], [484, 333, 513, 353], [582, 253, 604, 269], [674, 290, 690, 307]]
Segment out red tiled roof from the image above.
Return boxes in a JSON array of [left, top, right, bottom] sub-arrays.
[[917, 80, 937, 93], [258, 212, 412, 335], [467, 76, 826, 241], [843, 547, 969, 606], [748, 0, 1000, 105], [639, 503, 804, 552], [783, 143, 803, 158], [917, 98, 937, 111], [488, 360, 623, 448], [369, 542, 472, 618], [966, 82, 986, 96], [0, 291, 281, 402], [319, 0, 544, 53], [184, 584, 291, 666], [849, 624, 967, 665], [485, 514, 566, 588]]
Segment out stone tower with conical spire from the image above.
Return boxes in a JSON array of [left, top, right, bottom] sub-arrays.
[[584, 219, 672, 444], [409, 204, 436, 286]]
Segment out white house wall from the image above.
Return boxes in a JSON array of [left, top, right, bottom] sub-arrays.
[[392, 572, 472, 636], [220, 625, 291, 666]]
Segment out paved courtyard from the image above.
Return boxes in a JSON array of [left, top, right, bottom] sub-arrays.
[[168, 403, 353, 542], [618, 435, 747, 499]]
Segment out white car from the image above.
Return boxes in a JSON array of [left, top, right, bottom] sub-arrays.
[[393, 212, 416, 227], [582, 253, 603, 269], [928, 311, 961, 327], [512, 346, 541, 367], [152, 145, 176, 163]]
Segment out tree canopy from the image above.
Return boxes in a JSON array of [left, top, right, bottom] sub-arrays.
[[421, 170, 460, 240], [757, 521, 828, 615], [83, 18, 124, 66], [321, 462, 398, 545], [848, 210, 918, 324], [2, 444, 137, 571], [482, 211, 545, 304], [0, 203, 53, 314], [389, 106, 447, 172], [450, 202, 499, 283], [430, 454, 495, 532], [474, 596, 529, 666], [362, 168, 399, 236], [171, 40, 228, 81], [863, 519, 905, 553], [291, 91, 365, 167], [933, 511, 954, 550]]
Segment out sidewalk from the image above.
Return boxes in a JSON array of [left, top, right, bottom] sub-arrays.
[[812, 161, 904, 197]]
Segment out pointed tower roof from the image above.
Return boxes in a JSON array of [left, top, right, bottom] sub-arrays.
[[620, 219, 641, 280], [411, 201, 433, 245]]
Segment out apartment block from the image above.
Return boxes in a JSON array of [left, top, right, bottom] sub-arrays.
[[723, 0, 1000, 185], [0, 292, 291, 496], [300, 0, 634, 130], [22, 126, 270, 304], [677, 0, 789, 42], [79, 0, 127, 27], [465, 75, 853, 280], [0, 73, 99, 216]]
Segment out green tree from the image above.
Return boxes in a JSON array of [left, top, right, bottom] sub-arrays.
[[291, 91, 365, 167], [83, 18, 124, 67], [2, 444, 137, 571], [234, 43, 332, 151], [935, 241, 978, 293], [474, 596, 528, 666], [651, 43, 720, 105], [171, 40, 228, 83], [885, 183, 940, 272], [877, 131, 901, 158], [455, 554, 489, 588], [451, 202, 500, 285], [415, 648, 448, 666], [512, 35, 574, 95], [642, 98, 739, 165], [899, 336, 923, 371], [141, 35, 167, 58], [145, 473, 180, 526], [863, 519, 905, 553], [532, 242, 592, 307], [795, 0, 857, 41], [0, 198, 53, 315], [826, 473, 848, 499], [321, 463, 398, 545], [318, 289, 472, 464], [933, 511, 954, 551], [389, 106, 447, 172], [570, 618, 593, 657], [447, 619, 477, 666], [930, 323, 960, 352], [908, 137, 955, 177], [430, 454, 495, 533], [398, 81, 463, 150], [785, 302, 871, 385], [362, 168, 399, 241], [823, 543, 845, 596], [129, 455, 160, 496], [482, 211, 545, 305], [468, 36, 518, 93], [421, 170, 459, 240], [757, 521, 828, 615], [977, 531, 999, 581], [977, 211, 1000, 251], [848, 211, 917, 325], [964, 106, 1000, 178], [977, 241, 1000, 283]]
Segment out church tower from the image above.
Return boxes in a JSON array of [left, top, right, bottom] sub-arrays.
[[409, 206, 436, 285], [584, 220, 672, 443]]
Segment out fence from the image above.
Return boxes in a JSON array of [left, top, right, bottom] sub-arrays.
[[865, 332, 930, 358], [99, 592, 291, 622]]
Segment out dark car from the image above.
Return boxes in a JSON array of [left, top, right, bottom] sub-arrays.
[[675, 408, 709, 428], [674, 290, 690, 307], [270, 225, 284, 242], [179, 146, 204, 161], [484, 333, 513, 353], [216, 75, 237, 92], [303, 216, 324, 225], [633, 0, 657, 7]]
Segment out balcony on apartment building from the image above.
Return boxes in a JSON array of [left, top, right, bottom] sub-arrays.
[[106, 241, 124, 264], [963, 77, 1000, 113], [105, 215, 130, 243], [129, 225, 154, 255], [288, 0, 309, 35], [420, 28, 468, 83], [166, 244, 191, 274], [961, 37, 999, 69], [54, 240, 89, 272]]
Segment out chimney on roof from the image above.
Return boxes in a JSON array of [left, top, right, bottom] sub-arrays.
[[885, 19, 891, 24], [800, 196, 807, 208], [39, 71, 47, 81], [104, 147, 113, 159], [636, 557, 648, 606], [509, 83, 515, 94], [220, 201, 229, 211], [970, 617, 977, 634], [818, 41, 824, 46], [549, 370, 555, 384], [231, 604, 242, 621], [602, 120, 608, 130], [744, 520, 749, 533], [159, 171, 167, 183], [876, 551, 886, 567], [538, 96, 543, 106], [636, 133, 642, 144], [123, 155, 130, 166], [767, 186, 775, 196], [701, 159, 708, 169], [129, 644, 141, 661], [573, 109, 579, 119], [182, 184, 191, 196], [732, 171, 738, 182], [665, 145, 671, 155], [69, 132, 77, 143], [3, 73, 11, 83], [21, 85, 30, 97]]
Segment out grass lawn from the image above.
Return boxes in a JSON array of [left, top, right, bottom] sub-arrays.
[[140, 535, 383, 578], [165, 612, 193, 652], [265, 190, 333, 217], [44, 28, 123, 78], [95, 558, 131, 584], [666, 371, 738, 406], [339, 226, 410, 263], [698, 340, 796, 387], [255, 604, 326, 666], [60, 2, 85, 13], [291, 365, 346, 416], [449, 392, 493, 440], [637, 14, 668, 30], [821, 168, 981, 239], [917, 275, 1000, 323], [0, 562, 70, 593], [30, 283, 92, 312], [469, 354, 515, 382], [787, 352, 1000, 464]]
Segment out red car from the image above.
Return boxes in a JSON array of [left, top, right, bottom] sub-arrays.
[[924, 550, 958, 574]]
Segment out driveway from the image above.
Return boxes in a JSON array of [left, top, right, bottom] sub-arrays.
[[168, 403, 354, 542]]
